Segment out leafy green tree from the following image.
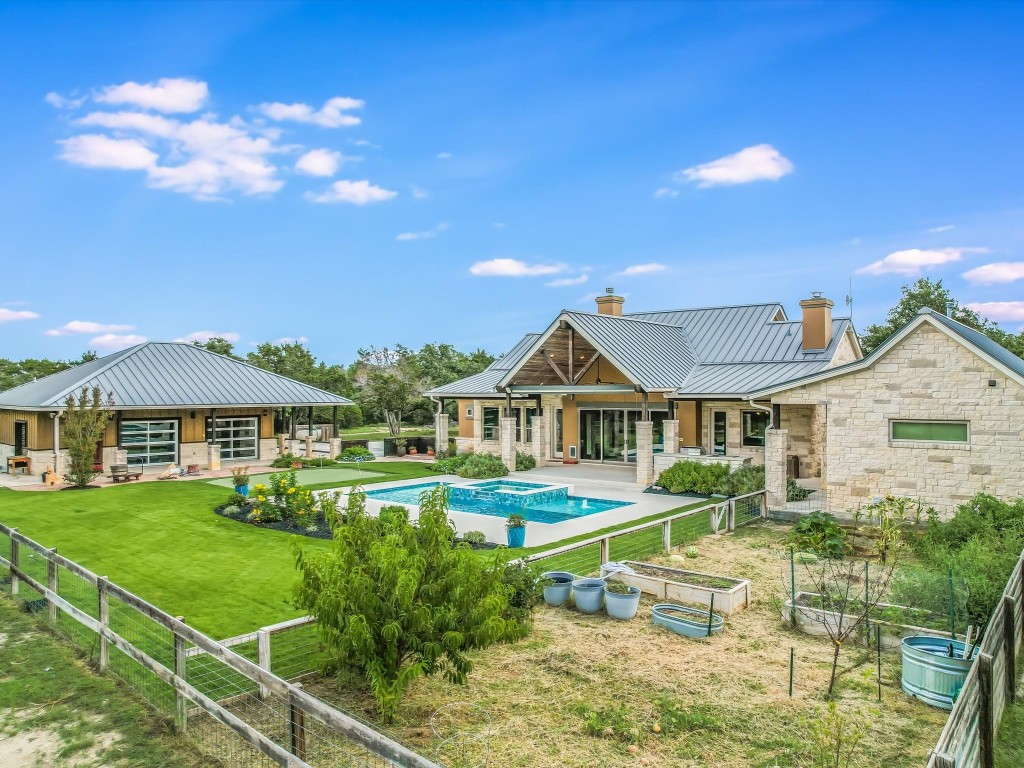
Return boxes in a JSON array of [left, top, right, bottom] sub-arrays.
[[363, 370, 416, 435], [861, 278, 1024, 357], [293, 485, 526, 721], [62, 386, 113, 487], [411, 343, 495, 389], [0, 352, 96, 393], [193, 337, 238, 358], [247, 341, 355, 428]]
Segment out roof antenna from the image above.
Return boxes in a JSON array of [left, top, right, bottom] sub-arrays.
[[845, 275, 854, 322]]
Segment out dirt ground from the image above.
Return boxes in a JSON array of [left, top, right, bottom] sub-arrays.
[[308, 521, 949, 768]]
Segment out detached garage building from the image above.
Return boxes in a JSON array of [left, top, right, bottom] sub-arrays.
[[0, 342, 351, 474]]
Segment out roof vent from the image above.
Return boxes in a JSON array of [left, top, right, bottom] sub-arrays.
[[595, 288, 624, 316], [945, 300, 956, 318]]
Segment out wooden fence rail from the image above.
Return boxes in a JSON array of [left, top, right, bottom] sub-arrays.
[[927, 549, 1024, 768], [0, 522, 439, 768]]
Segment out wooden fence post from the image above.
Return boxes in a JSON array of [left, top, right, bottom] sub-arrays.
[[174, 616, 187, 734], [290, 683, 307, 761], [933, 753, 955, 768], [978, 652, 994, 768], [98, 577, 109, 671], [762, 490, 769, 519], [1004, 596, 1017, 702], [726, 499, 736, 532], [257, 629, 271, 700], [662, 520, 671, 552], [10, 531, 18, 596], [47, 548, 58, 624], [599, 537, 610, 566]]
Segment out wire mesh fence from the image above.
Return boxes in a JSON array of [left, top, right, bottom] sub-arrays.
[[0, 522, 440, 768]]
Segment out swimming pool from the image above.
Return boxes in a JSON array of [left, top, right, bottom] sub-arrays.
[[363, 481, 631, 524]]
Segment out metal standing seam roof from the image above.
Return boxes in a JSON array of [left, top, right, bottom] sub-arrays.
[[0, 342, 353, 410]]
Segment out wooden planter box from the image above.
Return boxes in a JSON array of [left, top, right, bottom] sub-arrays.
[[782, 591, 962, 650], [602, 561, 751, 615]]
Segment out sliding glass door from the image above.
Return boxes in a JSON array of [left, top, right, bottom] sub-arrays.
[[579, 408, 664, 463]]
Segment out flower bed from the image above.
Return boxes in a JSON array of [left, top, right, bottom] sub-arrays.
[[602, 561, 751, 615]]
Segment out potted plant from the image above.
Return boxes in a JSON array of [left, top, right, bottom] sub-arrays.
[[231, 465, 250, 497], [396, 438, 407, 457], [541, 571, 576, 606], [604, 581, 642, 620], [409, 446, 419, 456], [505, 513, 527, 548]]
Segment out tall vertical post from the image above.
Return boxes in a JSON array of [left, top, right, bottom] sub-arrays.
[[726, 499, 736, 532], [10, 532, 19, 597], [308, 406, 314, 438], [789, 647, 795, 697], [789, 547, 797, 628], [599, 537, 610, 566], [979, 652, 994, 768], [332, 405, 339, 439], [174, 616, 187, 734], [635, 420, 654, 487], [98, 577, 110, 671], [290, 684, 307, 761], [257, 629, 271, 700], [876, 625, 883, 702], [434, 412, 450, 458], [662, 520, 672, 552], [1004, 596, 1017, 702], [500, 416, 517, 471], [47, 548, 58, 624]]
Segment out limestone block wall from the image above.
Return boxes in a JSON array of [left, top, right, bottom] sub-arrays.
[[772, 322, 1024, 516], [699, 401, 767, 464], [830, 330, 861, 367]]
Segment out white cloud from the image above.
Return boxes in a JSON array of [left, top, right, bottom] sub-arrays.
[[173, 330, 240, 343], [59, 134, 158, 170], [46, 320, 134, 336], [396, 222, 450, 241], [614, 262, 668, 277], [411, 186, 429, 199], [64, 110, 283, 198], [546, 273, 590, 287], [927, 224, 956, 233], [95, 77, 209, 113], [257, 96, 363, 128], [856, 247, 989, 276], [269, 336, 310, 345], [305, 179, 397, 205], [351, 139, 380, 149], [90, 333, 147, 349], [437, 152, 453, 160], [654, 187, 679, 199], [295, 149, 342, 177], [0, 308, 40, 323], [675, 143, 794, 188], [469, 258, 567, 277], [45, 91, 86, 110], [961, 262, 1024, 285], [964, 301, 1024, 322]]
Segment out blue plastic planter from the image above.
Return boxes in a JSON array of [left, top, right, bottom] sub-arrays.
[[605, 586, 641, 620], [506, 526, 526, 548], [902, 636, 976, 710], [542, 572, 576, 606], [234, 484, 249, 497], [572, 578, 607, 614]]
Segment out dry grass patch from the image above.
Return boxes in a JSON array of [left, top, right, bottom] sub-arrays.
[[308, 522, 948, 768]]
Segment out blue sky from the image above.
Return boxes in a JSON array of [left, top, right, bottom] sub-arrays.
[[1, 1, 1022, 363]]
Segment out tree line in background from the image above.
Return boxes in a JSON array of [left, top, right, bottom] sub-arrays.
[[1, 278, 1020, 432]]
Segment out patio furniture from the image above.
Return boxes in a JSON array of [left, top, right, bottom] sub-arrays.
[[109, 464, 142, 483], [6, 456, 31, 475]]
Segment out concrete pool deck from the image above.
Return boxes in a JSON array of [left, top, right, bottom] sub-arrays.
[[328, 468, 697, 548]]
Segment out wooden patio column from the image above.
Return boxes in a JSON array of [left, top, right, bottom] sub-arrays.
[[332, 406, 339, 439]]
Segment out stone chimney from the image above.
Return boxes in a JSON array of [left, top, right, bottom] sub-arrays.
[[799, 292, 833, 351], [595, 287, 624, 316]]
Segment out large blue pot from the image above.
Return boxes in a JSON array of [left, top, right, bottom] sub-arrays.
[[605, 586, 641, 620], [901, 636, 976, 710], [542, 572, 576, 607], [572, 578, 606, 614], [234, 484, 249, 497], [506, 526, 526, 548]]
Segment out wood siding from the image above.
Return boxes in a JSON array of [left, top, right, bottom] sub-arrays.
[[0, 410, 52, 451]]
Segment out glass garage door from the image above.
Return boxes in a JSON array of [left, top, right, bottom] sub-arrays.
[[215, 417, 259, 461], [120, 420, 179, 466]]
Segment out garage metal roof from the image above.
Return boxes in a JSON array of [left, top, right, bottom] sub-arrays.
[[0, 342, 353, 410]]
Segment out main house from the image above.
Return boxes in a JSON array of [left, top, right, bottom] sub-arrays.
[[427, 290, 1024, 516], [0, 342, 352, 475]]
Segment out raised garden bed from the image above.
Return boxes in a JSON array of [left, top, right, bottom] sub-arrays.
[[601, 560, 751, 615], [782, 591, 962, 650]]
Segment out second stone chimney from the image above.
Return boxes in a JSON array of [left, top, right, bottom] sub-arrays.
[[799, 292, 833, 351], [595, 287, 624, 316]]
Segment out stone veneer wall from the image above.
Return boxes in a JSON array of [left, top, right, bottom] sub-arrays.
[[772, 322, 1024, 516], [830, 330, 861, 368]]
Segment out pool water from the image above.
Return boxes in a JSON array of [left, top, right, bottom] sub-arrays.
[[469, 480, 548, 493], [363, 481, 631, 524]]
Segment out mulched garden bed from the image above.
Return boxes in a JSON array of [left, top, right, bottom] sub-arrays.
[[642, 487, 712, 499], [214, 503, 334, 539]]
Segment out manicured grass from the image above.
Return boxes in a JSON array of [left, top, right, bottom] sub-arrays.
[[337, 423, 457, 442], [0, 595, 205, 767], [208, 466, 384, 487]]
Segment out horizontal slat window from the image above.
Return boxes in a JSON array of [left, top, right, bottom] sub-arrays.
[[120, 420, 179, 466], [891, 420, 969, 443]]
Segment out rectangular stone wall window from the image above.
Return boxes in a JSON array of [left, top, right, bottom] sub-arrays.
[[482, 407, 500, 441], [890, 420, 969, 443], [741, 410, 770, 447]]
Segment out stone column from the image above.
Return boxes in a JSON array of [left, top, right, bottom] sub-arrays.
[[328, 438, 342, 460], [115, 448, 128, 465], [765, 428, 789, 510], [277, 433, 288, 457], [304, 435, 314, 458], [434, 413, 449, 456], [663, 419, 679, 454], [531, 412, 547, 464], [207, 443, 221, 471], [636, 420, 655, 487], [472, 400, 483, 444], [500, 416, 517, 471]]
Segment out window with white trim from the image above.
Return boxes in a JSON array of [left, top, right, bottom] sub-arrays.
[[213, 417, 259, 460], [890, 420, 969, 443], [120, 420, 178, 466]]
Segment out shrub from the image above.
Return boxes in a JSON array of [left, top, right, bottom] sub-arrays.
[[317, 491, 344, 527], [463, 530, 487, 546], [222, 505, 240, 516], [292, 485, 527, 721], [791, 511, 847, 559], [515, 451, 536, 471], [787, 478, 812, 502], [656, 461, 730, 495], [455, 453, 509, 479], [499, 559, 542, 626], [340, 446, 374, 462], [226, 492, 249, 507], [431, 453, 470, 475], [722, 464, 765, 496]]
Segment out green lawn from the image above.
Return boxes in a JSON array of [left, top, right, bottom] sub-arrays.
[[336, 423, 457, 442]]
